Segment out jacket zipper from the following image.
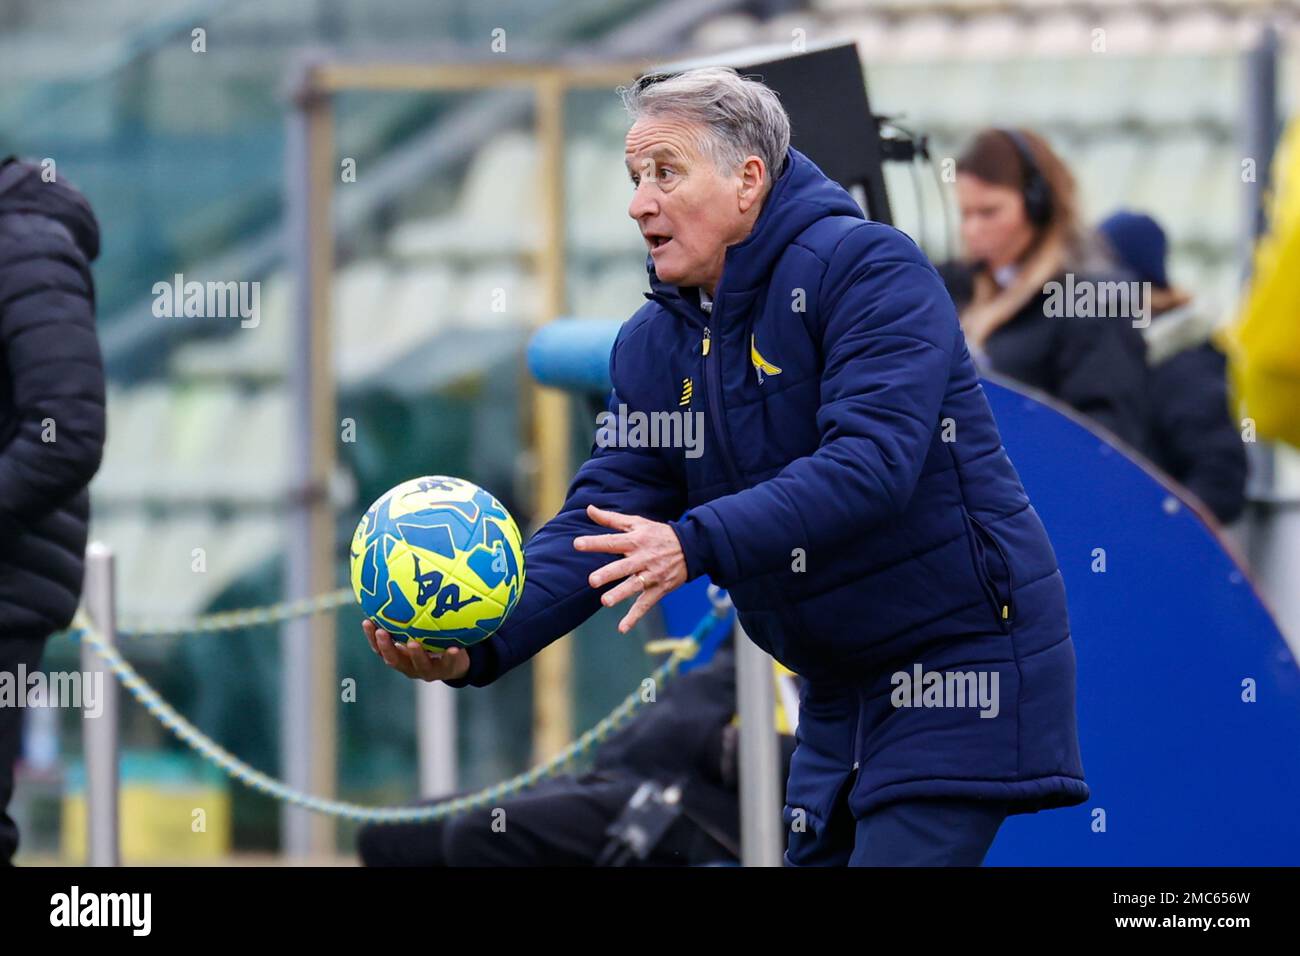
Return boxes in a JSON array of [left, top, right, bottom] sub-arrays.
[[648, 293, 746, 493], [700, 323, 746, 492], [647, 291, 806, 656], [965, 509, 1013, 629]]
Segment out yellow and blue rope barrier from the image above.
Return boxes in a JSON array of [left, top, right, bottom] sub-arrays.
[[65, 597, 734, 824], [113, 587, 355, 638]]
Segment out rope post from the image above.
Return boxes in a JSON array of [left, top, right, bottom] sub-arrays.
[[416, 681, 457, 798], [284, 59, 339, 859], [530, 72, 574, 764], [81, 542, 120, 866], [734, 618, 784, 866]]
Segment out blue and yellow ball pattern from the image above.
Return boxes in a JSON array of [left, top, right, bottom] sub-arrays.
[[350, 476, 525, 650]]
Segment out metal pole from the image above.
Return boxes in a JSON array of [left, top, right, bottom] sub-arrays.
[[1242, 24, 1279, 258], [416, 681, 457, 797], [81, 542, 119, 867], [1237, 24, 1300, 656], [1240, 26, 1280, 506], [530, 73, 574, 763], [734, 620, 783, 866], [283, 64, 338, 858]]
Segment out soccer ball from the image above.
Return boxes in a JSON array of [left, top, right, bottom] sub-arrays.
[[350, 475, 525, 650]]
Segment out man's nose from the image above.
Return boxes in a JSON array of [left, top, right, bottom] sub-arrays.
[[628, 181, 657, 221]]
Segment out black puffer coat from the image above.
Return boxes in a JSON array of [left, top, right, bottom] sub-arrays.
[[1144, 307, 1247, 524], [0, 157, 106, 638], [939, 261, 1153, 455]]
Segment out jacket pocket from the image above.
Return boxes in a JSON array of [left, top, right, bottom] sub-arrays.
[[962, 509, 1014, 632]]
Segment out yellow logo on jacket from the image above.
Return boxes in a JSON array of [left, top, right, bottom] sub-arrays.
[[751, 335, 782, 384], [679, 377, 693, 407]]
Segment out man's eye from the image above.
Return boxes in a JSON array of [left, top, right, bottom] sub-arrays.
[[657, 167, 675, 179], [629, 174, 640, 187]]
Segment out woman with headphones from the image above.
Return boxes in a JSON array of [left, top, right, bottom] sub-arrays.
[[940, 128, 1153, 454]]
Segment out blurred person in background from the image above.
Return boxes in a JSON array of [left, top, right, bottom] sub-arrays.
[[358, 637, 798, 867], [939, 128, 1152, 454], [0, 156, 106, 865], [1098, 210, 1247, 525]]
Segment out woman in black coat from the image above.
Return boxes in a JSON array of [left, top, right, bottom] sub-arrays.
[[940, 129, 1153, 455]]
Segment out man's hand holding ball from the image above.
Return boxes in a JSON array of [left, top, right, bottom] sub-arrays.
[[362, 619, 471, 683], [362, 500, 686, 682]]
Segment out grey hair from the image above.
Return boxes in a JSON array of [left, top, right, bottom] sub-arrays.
[[618, 66, 791, 188]]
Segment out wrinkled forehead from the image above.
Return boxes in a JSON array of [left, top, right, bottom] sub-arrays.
[[623, 116, 708, 168]]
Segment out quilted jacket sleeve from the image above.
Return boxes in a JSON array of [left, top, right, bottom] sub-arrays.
[[446, 328, 686, 687]]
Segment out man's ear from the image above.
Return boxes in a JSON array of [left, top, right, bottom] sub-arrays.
[[737, 155, 767, 213]]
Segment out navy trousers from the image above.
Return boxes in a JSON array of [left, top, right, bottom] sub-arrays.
[[785, 786, 1009, 866]]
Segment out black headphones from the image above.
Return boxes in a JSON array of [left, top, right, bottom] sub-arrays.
[[997, 128, 1053, 228]]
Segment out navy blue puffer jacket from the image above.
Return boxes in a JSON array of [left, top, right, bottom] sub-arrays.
[[451, 147, 1088, 815]]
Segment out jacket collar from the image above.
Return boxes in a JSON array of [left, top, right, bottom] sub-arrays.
[[646, 147, 864, 305]]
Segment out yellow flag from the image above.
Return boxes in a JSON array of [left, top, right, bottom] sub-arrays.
[[1225, 118, 1300, 448]]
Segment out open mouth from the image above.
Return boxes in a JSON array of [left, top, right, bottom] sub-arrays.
[[646, 234, 672, 252]]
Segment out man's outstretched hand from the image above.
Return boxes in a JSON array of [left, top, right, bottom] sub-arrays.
[[575, 504, 688, 634], [363, 618, 471, 683]]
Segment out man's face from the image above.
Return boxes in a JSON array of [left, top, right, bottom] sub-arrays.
[[956, 173, 1037, 271], [625, 116, 760, 293]]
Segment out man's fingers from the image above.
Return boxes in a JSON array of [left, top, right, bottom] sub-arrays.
[[375, 630, 409, 673], [619, 587, 661, 634], [588, 556, 640, 590], [586, 504, 638, 531], [437, 646, 462, 676], [422, 646, 466, 682], [573, 531, 634, 554], [368, 625, 468, 682], [402, 641, 441, 681], [600, 574, 643, 609]]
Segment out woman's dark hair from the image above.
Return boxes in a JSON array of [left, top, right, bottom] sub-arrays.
[[956, 128, 1081, 245], [952, 129, 1091, 348]]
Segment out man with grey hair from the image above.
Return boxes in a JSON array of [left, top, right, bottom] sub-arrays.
[[367, 66, 1088, 867]]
